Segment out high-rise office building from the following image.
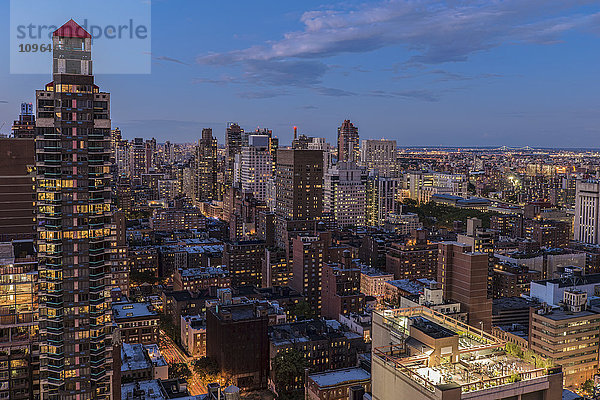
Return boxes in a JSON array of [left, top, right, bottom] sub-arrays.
[[337, 119, 359, 163], [35, 20, 114, 399], [324, 162, 366, 228], [196, 128, 218, 202], [275, 149, 323, 221], [437, 242, 492, 331], [274, 149, 324, 249], [360, 139, 397, 176], [365, 172, 401, 227], [12, 102, 36, 138], [225, 123, 243, 185], [238, 135, 272, 202], [574, 180, 600, 244], [129, 137, 150, 180]]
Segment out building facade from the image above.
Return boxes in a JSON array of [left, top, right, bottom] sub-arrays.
[[36, 20, 114, 399]]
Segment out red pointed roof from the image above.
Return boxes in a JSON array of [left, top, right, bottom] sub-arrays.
[[53, 19, 91, 39]]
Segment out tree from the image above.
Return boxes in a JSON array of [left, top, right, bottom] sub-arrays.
[[289, 300, 313, 321], [272, 349, 308, 398], [582, 379, 594, 394], [169, 362, 191, 380], [193, 357, 219, 382]]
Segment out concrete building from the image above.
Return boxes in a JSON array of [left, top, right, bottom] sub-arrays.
[[0, 240, 39, 399], [180, 315, 206, 357], [530, 290, 600, 388], [371, 307, 563, 400], [121, 343, 168, 383], [359, 265, 394, 299], [337, 120, 359, 164], [291, 233, 330, 316], [385, 230, 439, 280], [405, 171, 468, 203], [223, 240, 265, 287], [113, 301, 160, 345], [268, 319, 367, 393], [206, 302, 270, 390], [366, 172, 401, 226], [321, 252, 365, 320], [225, 123, 243, 185], [121, 379, 205, 400], [360, 139, 397, 176], [574, 180, 600, 244], [0, 138, 35, 241], [173, 267, 231, 292], [238, 135, 273, 202], [306, 368, 371, 400], [11, 102, 36, 138], [274, 149, 324, 249], [35, 20, 115, 399], [438, 242, 492, 331], [324, 162, 367, 228], [195, 128, 218, 203]]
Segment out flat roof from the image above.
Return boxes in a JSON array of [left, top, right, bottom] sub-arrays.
[[113, 302, 157, 320], [410, 316, 457, 339], [537, 308, 598, 321], [309, 367, 370, 388]]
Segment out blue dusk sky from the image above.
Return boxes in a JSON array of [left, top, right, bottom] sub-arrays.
[[1, 0, 600, 147]]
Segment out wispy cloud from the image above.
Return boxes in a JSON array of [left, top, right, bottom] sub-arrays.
[[154, 55, 189, 65], [0, 101, 8, 104], [144, 52, 189, 65], [312, 87, 356, 97], [238, 89, 289, 99], [196, 0, 598, 88]]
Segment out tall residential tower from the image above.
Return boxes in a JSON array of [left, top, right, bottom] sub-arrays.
[[35, 20, 114, 399]]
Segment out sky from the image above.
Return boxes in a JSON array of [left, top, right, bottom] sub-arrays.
[[1, 0, 600, 147]]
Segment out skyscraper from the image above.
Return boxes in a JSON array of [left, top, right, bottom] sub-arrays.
[[225, 122, 243, 185], [196, 128, 218, 202], [574, 179, 600, 244], [337, 119, 359, 163], [239, 135, 272, 201], [274, 149, 324, 249], [360, 139, 397, 176], [35, 20, 114, 399], [323, 161, 367, 228]]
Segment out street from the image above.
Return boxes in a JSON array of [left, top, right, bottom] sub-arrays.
[[159, 329, 205, 396]]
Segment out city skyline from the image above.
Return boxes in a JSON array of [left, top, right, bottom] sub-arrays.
[[1, 1, 600, 147], [4, 6, 600, 400]]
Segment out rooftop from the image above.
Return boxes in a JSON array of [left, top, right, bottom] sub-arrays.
[[121, 343, 151, 372], [309, 367, 371, 388], [113, 302, 157, 320], [373, 307, 550, 395]]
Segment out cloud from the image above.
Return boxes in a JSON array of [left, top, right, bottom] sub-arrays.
[[144, 52, 189, 65], [0, 101, 8, 104], [154, 55, 188, 65], [201, 1, 598, 63], [312, 87, 356, 97], [369, 89, 440, 102], [196, 0, 599, 86], [238, 89, 289, 99], [301, 105, 319, 110], [242, 59, 329, 87]]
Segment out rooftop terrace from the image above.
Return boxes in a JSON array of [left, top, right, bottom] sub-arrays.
[[373, 307, 551, 395]]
